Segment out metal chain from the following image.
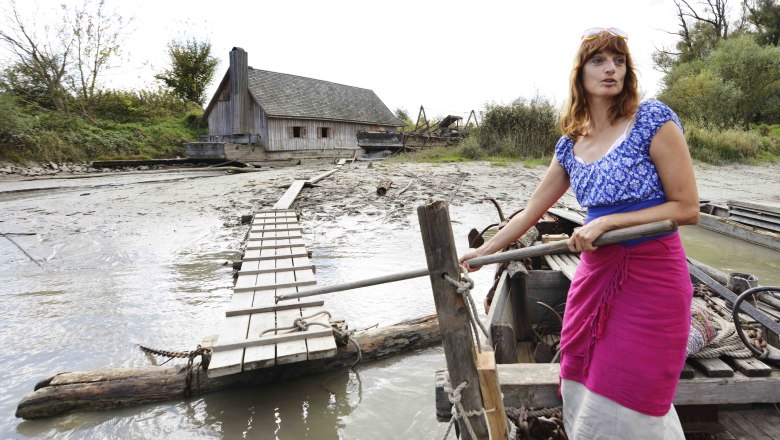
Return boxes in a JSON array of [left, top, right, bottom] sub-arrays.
[[139, 344, 208, 397]]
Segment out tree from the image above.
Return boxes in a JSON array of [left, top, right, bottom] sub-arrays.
[[653, 0, 745, 71], [155, 39, 218, 106], [68, 0, 129, 105], [659, 35, 780, 127], [0, 0, 128, 115], [0, 1, 73, 112], [744, 0, 780, 45]]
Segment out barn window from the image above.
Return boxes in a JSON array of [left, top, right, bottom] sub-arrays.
[[318, 127, 330, 138], [290, 126, 307, 138]]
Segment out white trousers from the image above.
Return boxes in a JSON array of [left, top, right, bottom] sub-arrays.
[[561, 379, 685, 440]]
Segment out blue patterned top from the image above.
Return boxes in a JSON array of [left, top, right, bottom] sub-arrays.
[[555, 100, 683, 208]]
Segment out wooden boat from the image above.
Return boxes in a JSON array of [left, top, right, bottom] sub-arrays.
[[699, 200, 780, 251], [435, 208, 780, 438]]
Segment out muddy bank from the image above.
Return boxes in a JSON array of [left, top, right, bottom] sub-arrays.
[[289, 161, 780, 225]]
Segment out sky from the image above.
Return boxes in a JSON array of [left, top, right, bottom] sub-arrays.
[[7, 0, 687, 121]]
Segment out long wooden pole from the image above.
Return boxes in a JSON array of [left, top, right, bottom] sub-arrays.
[[275, 220, 678, 301], [418, 200, 490, 439]]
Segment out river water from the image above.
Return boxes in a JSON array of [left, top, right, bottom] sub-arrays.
[[1, 170, 778, 439]]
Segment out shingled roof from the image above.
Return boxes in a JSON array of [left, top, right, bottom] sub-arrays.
[[245, 68, 403, 126]]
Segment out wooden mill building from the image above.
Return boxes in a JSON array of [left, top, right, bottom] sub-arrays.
[[186, 47, 403, 162]]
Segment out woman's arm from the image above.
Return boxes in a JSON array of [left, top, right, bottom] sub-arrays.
[[567, 120, 699, 252], [459, 157, 571, 270]]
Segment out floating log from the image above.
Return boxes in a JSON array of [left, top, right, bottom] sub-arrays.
[[376, 179, 393, 196], [16, 315, 441, 420]]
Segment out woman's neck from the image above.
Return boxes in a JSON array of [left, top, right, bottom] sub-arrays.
[[586, 96, 614, 132]]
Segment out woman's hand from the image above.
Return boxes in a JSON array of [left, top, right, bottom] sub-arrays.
[[567, 217, 612, 253], [459, 248, 485, 272]]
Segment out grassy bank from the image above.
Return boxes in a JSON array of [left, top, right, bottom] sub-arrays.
[[0, 92, 205, 164], [396, 123, 780, 166]]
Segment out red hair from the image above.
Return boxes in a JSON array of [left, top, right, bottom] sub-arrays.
[[560, 33, 639, 139]]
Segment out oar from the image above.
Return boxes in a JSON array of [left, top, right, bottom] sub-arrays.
[[275, 220, 678, 301]]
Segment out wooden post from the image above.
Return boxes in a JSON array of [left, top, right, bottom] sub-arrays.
[[476, 351, 509, 438], [417, 201, 490, 439]]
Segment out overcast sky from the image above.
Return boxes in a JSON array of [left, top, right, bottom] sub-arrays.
[[12, 0, 690, 120]]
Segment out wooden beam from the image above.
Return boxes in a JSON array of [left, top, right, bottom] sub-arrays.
[[476, 352, 509, 439], [273, 180, 306, 210], [249, 227, 304, 233], [237, 265, 314, 276], [241, 253, 309, 262], [225, 300, 325, 316], [244, 243, 305, 251], [212, 328, 334, 352], [247, 236, 303, 242], [418, 201, 489, 439], [436, 364, 780, 410], [233, 279, 316, 293]]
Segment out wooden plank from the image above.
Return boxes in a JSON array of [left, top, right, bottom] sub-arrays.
[[225, 299, 325, 317], [254, 209, 296, 215], [273, 258, 309, 365], [680, 362, 696, 379], [418, 201, 489, 439], [242, 309, 277, 371], [294, 255, 336, 360], [244, 242, 305, 251], [729, 214, 780, 233], [233, 279, 316, 293], [726, 357, 773, 377], [729, 207, 780, 224], [241, 252, 309, 262], [486, 271, 517, 364], [251, 220, 299, 226], [515, 341, 535, 363], [477, 364, 780, 408], [249, 227, 304, 233], [689, 358, 735, 377], [237, 264, 314, 276], [212, 328, 333, 352], [696, 213, 780, 252], [476, 351, 509, 439], [727, 199, 780, 217], [207, 292, 252, 377], [273, 180, 306, 210], [247, 235, 304, 242]]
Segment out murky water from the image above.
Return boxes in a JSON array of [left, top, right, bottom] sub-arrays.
[[1, 171, 778, 439]]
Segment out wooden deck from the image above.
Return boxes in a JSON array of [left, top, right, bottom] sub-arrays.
[[208, 209, 337, 377]]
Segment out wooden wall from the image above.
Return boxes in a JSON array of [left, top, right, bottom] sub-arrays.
[[266, 118, 392, 151]]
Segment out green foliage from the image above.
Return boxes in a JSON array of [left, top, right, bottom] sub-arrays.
[[746, 0, 780, 46], [88, 89, 197, 122], [659, 35, 780, 128], [0, 91, 206, 163], [155, 38, 219, 106], [476, 98, 560, 157], [685, 123, 780, 164]]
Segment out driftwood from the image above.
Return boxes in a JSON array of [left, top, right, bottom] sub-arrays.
[[16, 315, 441, 420], [376, 179, 393, 196]]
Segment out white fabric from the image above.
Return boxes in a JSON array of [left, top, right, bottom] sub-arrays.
[[573, 120, 632, 164], [561, 379, 685, 440]]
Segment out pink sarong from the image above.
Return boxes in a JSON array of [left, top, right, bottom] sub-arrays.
[[559, 233, 692, 416]]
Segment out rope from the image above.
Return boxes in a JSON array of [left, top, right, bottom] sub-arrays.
[[260, 310, 333, 335], [444, 270, 489, 352], [441, 380, 479, 440], [688, 296, 758, 359], [258, 310, 363, 368]]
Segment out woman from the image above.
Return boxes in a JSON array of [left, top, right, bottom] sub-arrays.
[[459, 27, 699, 439]]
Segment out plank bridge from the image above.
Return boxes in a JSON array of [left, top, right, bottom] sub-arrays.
[[207, 162, 347, 377]]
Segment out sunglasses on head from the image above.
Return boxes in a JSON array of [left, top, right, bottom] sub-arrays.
[[581, 27, 628, 41]]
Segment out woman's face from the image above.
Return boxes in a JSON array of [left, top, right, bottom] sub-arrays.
[[581, 49, 627, 100]]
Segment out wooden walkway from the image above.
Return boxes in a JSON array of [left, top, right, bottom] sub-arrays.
[[208, 164, 347, 377]]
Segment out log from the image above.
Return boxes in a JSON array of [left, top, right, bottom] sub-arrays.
[[376, 178, 393, 196], [16, 315, 441, 420]]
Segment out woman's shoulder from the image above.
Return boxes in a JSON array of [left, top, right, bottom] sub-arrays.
[[636, 99, 682, 131]]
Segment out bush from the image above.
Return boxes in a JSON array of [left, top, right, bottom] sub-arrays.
[[477, 98, 560, 158], [685, 124, 780, 164], [457, 136, 483, 160]]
